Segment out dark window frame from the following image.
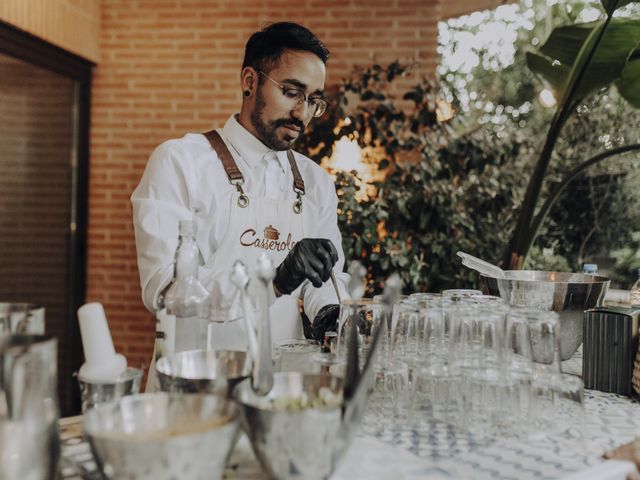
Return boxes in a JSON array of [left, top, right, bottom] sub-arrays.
[[0, 19, 93, 415]]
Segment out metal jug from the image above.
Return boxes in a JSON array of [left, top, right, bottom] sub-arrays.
[[0, 334, 60, 480]]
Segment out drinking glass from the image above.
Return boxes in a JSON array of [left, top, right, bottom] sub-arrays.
[[390, 301, 423, 365], [420, 307, 448, 362], [368, 360, 411, 426], [206, 303, 252, 352], [337, 298, 384, 364], [515, 307, 562, 375], [552, 373, 585, 426], [309, 352, 346, 377], [500, 310, 535, 436], [273, 339, 321, 373], [442, 289, 483, 302], [408, 292, 443, 309]]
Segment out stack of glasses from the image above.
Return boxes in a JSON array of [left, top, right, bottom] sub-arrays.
[[336, 291, 584, 439]]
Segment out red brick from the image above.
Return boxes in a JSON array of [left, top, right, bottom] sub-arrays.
[[89, 0, 439, 360]]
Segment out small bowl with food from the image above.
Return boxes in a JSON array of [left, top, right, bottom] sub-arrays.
[[232, 372, 359, 480]]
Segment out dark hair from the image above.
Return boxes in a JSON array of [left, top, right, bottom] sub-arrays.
[[242, 22, 329, 73]]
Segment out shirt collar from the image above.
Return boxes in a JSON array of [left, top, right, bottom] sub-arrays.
[[222, 114, 288, 172]]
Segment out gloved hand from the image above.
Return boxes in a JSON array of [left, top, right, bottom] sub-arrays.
[[273, 238, 338, 295], [307, 304, 340, 342]]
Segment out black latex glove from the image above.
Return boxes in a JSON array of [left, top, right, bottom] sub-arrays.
[[306, 304, 340, 342], [273, 238, 338, 295]]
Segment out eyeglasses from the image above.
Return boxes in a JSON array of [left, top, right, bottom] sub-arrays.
[[258, 70, 327, 118]]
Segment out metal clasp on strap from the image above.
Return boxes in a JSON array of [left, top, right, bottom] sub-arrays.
[[232, 179, 249, 208], [287, 150, 305, 214], [293, 187, 304, 214]]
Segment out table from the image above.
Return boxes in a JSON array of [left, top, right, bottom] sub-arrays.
[[60, 387, 640, 480]]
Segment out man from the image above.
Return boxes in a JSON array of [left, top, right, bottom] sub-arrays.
[[132, 22, 347, 345]]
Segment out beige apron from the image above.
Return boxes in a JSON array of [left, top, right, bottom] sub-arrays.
[[145, 130, 306, 391]]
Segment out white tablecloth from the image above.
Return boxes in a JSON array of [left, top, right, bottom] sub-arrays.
[[61, 389, 640, 480]]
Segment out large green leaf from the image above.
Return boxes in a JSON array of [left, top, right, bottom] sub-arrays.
[[617, 50, 640, 106], [600, 0, 637, 16], [525, 52, 570, 94], [529, 19, 640, 102]]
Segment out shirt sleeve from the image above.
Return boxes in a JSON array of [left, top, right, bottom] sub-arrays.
[[301, 173, 350, 323], [131, 141, 198, 313]]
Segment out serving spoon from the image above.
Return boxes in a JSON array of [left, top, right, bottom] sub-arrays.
[[456, 251, 506, 279]]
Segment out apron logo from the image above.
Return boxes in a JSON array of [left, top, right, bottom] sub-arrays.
[[240, 225, 297, 251]]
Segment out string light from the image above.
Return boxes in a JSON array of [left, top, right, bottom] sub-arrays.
[[538, 88, 557, 108]]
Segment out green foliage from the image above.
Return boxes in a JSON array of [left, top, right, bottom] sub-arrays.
[[439, 0, 640, 275], [527, 18, 640, 107], [524, 245, 572, 271], [507, 0, 640, 267], [610, 232, 640, 285], [299, 63, 532, 294]]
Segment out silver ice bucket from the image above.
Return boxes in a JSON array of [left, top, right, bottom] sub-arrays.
[[480, 270, 609, 360], [76, 367, 143, 412], [233, 372, 357, 480]]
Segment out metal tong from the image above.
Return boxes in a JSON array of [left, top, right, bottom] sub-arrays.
[[342, 268, 402, 423], [230, 260, 259, 363], [252, 254, 276, 396]]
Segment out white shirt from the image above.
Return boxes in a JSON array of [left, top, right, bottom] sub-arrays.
[[131, 114, 349, 323]]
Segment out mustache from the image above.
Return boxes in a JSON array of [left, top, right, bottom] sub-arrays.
[[273, 118, 305, 132]]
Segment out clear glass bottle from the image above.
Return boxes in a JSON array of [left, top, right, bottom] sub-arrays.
[[630, 268, 640, 308], [582, 263, 598, 275], [164, 220, 210, 353]]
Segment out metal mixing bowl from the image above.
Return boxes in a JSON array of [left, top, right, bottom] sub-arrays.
[[156, 349, 250, 397], [76, 367, 143, 412], [84, 392, 238, 480], [480, 271, 609, 360], [233, 372, 358, 480]]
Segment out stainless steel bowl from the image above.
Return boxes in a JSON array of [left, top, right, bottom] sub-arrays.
[[233, 372, 357, 480], [84, 392, 238, 480], [76, 367, 143, 413], [480, 271, 609, 360], [156, 350, 250, 397]]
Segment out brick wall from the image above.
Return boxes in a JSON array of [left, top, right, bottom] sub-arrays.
[[89, 0, 443, 373]]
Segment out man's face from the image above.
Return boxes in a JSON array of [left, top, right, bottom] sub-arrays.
[[250, 49, 326, 151]]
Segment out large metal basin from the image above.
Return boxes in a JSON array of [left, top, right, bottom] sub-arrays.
[[480, 271, 609, 360], [84, 392, 238, 480]]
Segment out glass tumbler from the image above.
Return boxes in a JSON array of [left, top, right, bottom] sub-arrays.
[[273, 338, 321, 373], [368, 360, 411, 426], [337, 298, 384, 364]]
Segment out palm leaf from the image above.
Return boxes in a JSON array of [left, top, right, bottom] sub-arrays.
[[617, 49, 640, 107], [600, 0, 637, 16], [528, 19, 640, 102]]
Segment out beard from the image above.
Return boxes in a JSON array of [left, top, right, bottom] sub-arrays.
[[250, 89, 305, 151]]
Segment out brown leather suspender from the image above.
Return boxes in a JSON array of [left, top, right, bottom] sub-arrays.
[[286, 150, 305, 214], [203, 129, 305, 213]]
